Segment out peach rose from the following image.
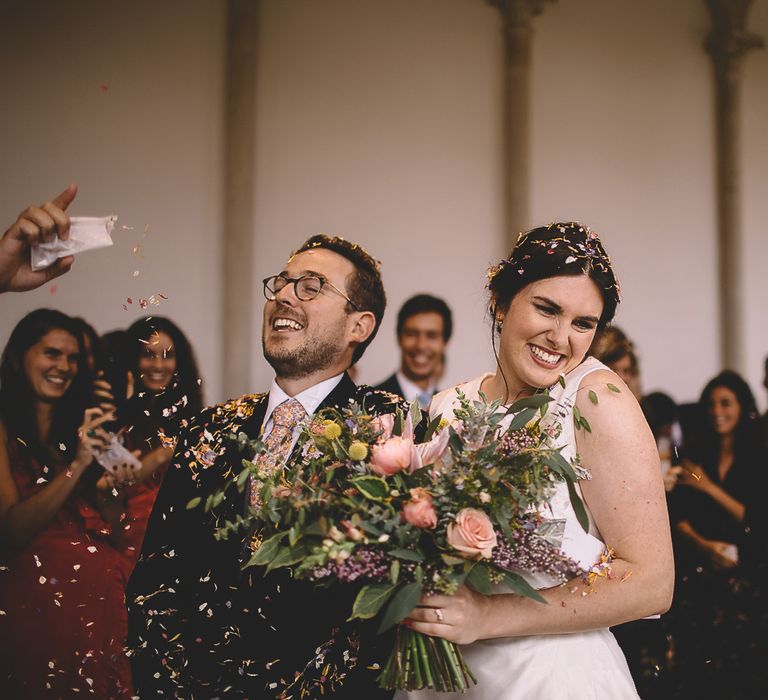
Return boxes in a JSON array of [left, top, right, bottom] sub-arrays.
[[446, 508, 497, 560], [402, 488, 437, 529], [410, 427, 450, 473], [370, 436, 413, 476]]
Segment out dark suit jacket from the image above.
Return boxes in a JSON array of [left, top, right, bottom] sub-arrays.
[[127, 374, 404, 699], [373, 373, 405, 401]]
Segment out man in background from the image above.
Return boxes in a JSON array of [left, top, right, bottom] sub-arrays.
[[375, 293, 452, 408]]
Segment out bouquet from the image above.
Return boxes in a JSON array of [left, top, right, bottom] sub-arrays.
[[198, 391, 589, 692]]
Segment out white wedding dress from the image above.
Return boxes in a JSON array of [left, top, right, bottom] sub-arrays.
[[396, 357, 639, 700]]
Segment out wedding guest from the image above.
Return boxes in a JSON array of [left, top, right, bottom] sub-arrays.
[[129, 235, 409, 698], [666, 370, 767, 696], [0, 185, 77, 293], [590, 325, 642, 399], [116, 316, 203, 569], [0, 309, 132, 697], [401, 223, 673, 699], [375, 294, 453, 407], [641, 391, 684, 491]]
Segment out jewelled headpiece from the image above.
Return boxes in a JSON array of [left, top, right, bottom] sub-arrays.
[[486, 222, 621, 301]]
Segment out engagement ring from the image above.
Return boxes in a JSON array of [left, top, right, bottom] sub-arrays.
[[434, 608, 444, 622]]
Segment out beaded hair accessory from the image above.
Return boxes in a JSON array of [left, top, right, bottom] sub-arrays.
[[486, 222, 621, 301]]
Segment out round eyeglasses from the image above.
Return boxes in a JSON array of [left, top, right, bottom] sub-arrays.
[[262, 274, 360, 311]]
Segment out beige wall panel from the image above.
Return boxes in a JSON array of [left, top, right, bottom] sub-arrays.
[[250, 0, 505, 391], [530, 0, 720, 404], [0, 0, 226, 402]]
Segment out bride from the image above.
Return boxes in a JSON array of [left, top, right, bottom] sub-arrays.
[[399, 223, 673, 699]]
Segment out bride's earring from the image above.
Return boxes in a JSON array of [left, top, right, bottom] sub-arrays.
[[495, 316, 503, 334]]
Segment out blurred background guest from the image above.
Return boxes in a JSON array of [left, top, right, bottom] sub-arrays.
[[665, 370, 767, 697], [116, 316, 203, 570], [590, 325, 642, 399], [375, 293, 452, 407], [0, 309, 132, 697]]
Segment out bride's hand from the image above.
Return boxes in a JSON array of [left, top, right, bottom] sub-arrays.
[[404, 586, 491, 645]]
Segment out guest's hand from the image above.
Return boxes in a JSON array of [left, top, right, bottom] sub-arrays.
[[663, 465, 683, 492], [0, 184, 77, 293], [93, 371, 117, 413], [704, 539, 739, 570], [676, 461, 713, 493], [96, 450, 142, 491], [404, 585, 491, 645], [76, 406, 114, 467]]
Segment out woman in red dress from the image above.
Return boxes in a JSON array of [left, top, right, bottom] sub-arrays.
[[0, 309, 133, 697]]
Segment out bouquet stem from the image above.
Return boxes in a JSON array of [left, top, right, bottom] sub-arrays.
[[378, 626, 476, 692]]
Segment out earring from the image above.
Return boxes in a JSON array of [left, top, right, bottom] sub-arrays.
[[495, 317, 503, 333]]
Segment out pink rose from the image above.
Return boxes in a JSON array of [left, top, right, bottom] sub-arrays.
[[370, 436, 413, 476], [402, 488, 437, 529], [410, 428, 450, 473], [371, 413, 396, 442], [446, 508, 497, 560]]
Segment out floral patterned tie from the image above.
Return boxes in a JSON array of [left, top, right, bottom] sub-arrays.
[[249, 398, 307, 510]]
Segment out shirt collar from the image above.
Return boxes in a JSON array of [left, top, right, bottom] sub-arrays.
[[263, 373, 345, 428], [396, 370, 436, 403]]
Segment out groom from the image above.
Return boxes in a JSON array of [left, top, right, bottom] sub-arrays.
[[128, 235, 403, 698]]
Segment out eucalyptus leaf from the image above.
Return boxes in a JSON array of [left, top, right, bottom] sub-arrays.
[[349, 582, 397, 621], [186, 496, 202, 510], [580, 416, 592, 433], [566, 478, 590, 532], [506, 393, 553, 413], [508, 407, 537, 432], [466, 563, 493, 595], [607, 383, 621, 393], [378, 581, 423, 633], [502, 571, 546, 603], [588, 390, 598, 406], [266, 543, 309, 572], [390, 548, 424, 562], [245, 531, 287, 568]]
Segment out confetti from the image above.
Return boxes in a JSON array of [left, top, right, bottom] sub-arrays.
[[133, 270, 140, 278], [99, 84, 109, 92], [50, 284, 58, 295], [39, 576, 46, 584]]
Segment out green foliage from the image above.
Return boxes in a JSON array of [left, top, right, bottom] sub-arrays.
[[349, 583, 396, 621], [378, 582, 423, 633]]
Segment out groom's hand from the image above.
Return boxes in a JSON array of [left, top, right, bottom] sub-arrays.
[[0, 184, 77, 293]]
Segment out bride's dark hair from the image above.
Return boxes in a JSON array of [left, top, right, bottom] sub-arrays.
[[487, 222, 620, 329], [486, 222, 621, 400]]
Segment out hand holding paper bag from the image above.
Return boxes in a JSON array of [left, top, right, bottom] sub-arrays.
[[0, 184, 77, 292]]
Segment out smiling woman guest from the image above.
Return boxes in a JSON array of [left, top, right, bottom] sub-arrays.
[[399, 223, 673, 700], [115, 317, 202, 570], [665, 371, 767, 694], [0, 309, 132, 697]]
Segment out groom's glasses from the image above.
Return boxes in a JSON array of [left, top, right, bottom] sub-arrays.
[[262, 274, 360, 311]]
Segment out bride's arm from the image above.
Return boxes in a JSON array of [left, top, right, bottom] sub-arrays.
[[406, 371, 674, 643]]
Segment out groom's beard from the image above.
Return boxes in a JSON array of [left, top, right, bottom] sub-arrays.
[[263, 317, 348, 380]]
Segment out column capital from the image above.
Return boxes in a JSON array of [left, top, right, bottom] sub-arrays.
[[487, 0, 556, 28], [705, 0, 763, 68]]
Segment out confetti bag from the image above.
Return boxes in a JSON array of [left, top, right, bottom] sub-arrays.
[[30, 215, 117, 271]]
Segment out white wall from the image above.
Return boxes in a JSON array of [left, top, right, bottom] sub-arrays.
[[249, 0, 504, 392], [0, 0, 226, 402], [1, 0, 766, 410], [530, 0, 721, 404], [741, 0, 768, 411]]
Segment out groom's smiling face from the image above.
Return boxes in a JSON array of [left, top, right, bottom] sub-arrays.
[[262, 248, 357, 380]]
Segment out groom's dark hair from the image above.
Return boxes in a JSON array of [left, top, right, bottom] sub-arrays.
[[293, 235, 386, 364]]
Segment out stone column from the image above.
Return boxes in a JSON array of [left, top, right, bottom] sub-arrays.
[[704, 0, 763, 370], [222, 0, 260, 398], [488, 0, 554, 253]]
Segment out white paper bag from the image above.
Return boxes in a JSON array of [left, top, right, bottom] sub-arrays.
[[30, 215, 117, 271]]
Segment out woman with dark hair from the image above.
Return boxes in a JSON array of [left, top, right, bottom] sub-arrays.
[[401, 224, 672, 699], [0, 309, 132, 697], [666, 371, 767, 695], [116, 316, 202, 569]]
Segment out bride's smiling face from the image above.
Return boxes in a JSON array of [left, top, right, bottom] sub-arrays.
[[496, 275, 604, 392]]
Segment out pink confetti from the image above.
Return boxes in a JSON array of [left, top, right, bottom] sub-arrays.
[[49, 284, 58, 295]]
